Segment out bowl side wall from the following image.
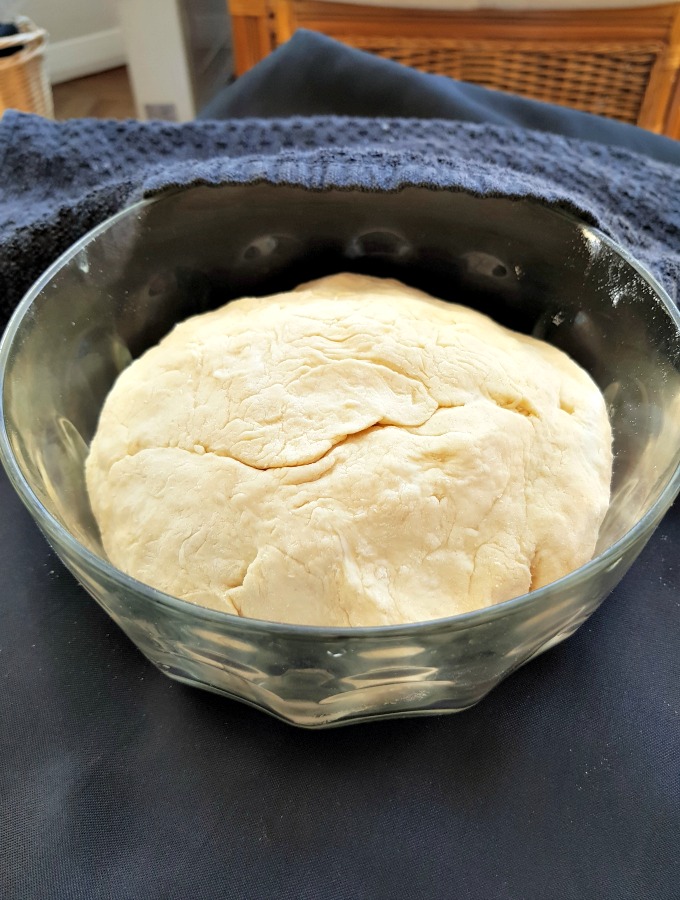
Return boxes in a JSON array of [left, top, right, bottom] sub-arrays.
[[2, 185, 680, 725]]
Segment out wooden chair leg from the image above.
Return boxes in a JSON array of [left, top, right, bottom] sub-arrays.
[[229, 0, 276, 76], [661, 9, 680, 137], [664, 73, 680, 139]]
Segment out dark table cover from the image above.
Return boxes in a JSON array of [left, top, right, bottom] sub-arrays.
[[1, 32, 679, 900]]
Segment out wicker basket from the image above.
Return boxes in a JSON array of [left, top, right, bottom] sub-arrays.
[[0, 17, 53, 117]]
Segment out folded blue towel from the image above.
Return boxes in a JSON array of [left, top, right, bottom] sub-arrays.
[[0, 108, 678, 331]]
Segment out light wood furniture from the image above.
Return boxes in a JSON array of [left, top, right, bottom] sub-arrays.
[[229, 0, 680, 137]]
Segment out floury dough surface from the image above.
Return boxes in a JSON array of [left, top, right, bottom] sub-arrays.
[[86, 273, 613, 626]]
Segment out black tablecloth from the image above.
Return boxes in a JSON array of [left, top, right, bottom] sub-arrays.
[[1, 33, 679, 900]]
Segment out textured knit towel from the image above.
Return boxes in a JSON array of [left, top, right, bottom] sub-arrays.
[[1, 111, 679, 331]]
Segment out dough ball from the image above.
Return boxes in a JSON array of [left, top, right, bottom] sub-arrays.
[[86, 273, 612, 626]]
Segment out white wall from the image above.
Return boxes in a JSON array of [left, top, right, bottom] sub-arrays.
[[22, 0, 126, 83], [21, 0, 118, 43]]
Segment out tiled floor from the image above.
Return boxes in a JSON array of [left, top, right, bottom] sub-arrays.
[[52, 67, 136, 120]]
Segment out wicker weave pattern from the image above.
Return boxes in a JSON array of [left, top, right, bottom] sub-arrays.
[[0, 18, 53, 118], [350, 38, 662, 124]]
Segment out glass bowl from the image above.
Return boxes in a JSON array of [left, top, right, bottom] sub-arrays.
[[1, 185, 679, 728]]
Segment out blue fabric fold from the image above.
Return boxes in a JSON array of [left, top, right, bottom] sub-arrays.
[[0, 112, 678, 331], [206, 30, 680, 166]]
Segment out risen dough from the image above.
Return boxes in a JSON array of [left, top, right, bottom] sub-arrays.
[[86, 273, 612, 626]]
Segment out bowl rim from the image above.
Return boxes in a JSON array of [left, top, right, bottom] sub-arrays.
[[2, 191, 680, 640]]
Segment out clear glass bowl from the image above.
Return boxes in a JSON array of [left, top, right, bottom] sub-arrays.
[[2, 185, 679, 728]]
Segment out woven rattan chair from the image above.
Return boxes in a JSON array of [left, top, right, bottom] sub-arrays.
[[229, 0, 680, 137]]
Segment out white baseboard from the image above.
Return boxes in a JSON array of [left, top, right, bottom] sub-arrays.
[[47, 27, 127, 85]]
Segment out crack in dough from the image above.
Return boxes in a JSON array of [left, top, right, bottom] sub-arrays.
[[86, 273, 613, 626]]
